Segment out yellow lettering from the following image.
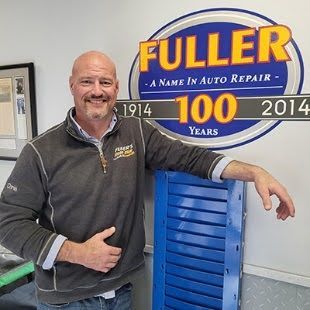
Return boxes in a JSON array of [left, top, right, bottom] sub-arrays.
[[231, 28, 255, 65], [185, 36, 206, 68], [139, 40, 158, 72], [139, 25, 292, 73], [258, 25, 291, 62], [159, 38, 182, 70], [207, 33, 229, 66]]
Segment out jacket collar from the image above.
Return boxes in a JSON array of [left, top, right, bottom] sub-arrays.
[[65, 107, 122, 142]]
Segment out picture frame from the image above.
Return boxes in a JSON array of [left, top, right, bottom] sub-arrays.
[[0, 63, 37, 160]]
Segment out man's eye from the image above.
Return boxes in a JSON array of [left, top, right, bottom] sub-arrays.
[[81, 80, 92, 85], [101, 80, 112, 86]]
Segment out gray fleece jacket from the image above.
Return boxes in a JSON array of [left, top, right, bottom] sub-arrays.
[[0, 108, 224, 304]]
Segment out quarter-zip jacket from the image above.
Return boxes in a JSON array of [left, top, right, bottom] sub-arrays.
[[0, 108, 225, 304]]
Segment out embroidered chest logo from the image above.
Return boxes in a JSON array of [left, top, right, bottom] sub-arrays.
[[6, 183, 17, 192], [113, 144, 135, 160]]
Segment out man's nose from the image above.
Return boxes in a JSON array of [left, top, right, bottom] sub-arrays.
[[91, 81, 103, 96]]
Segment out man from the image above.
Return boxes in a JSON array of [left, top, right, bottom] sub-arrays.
[[0, 51, 294, 309]]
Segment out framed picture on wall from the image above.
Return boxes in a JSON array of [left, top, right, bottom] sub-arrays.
[[0, 63, 37, 160]]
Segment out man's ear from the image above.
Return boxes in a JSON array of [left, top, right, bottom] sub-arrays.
[[69, 76, 74, 95], [116, 79, 120, 94]]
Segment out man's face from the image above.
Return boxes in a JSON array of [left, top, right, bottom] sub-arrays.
[[69, 55, 119, 122]]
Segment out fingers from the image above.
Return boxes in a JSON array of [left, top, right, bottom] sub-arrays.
[[97, 226, 122, 255], [282, 197, 295, 218], [278, 201, 295, 219], [260, 186, 294, 220], [98, 248, 122, 273], [82, 247, 121, 273], [262, 196, 272, 211], [256, 185, 272, 211], [108, 251, 121, 262], [104, 249, 121, 268], [272, 185, 295, 218], [109, 246, 122, 256], [273, 186, 295, 219], [255, 172, 295, 220], [100, 253, 121, 273], [99, 227, 122, 269], [96, 227, 122, 254], [98, 226, 116, 240], [97, 227, 122, 255], [263, 186, 295, 220], [276, 201, 294, 221], [79, 227, 123, 272]]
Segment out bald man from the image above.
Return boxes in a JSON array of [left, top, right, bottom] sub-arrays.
[[0, 51, 294, 309]]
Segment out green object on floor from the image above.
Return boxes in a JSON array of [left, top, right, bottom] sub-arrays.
[[0, 261, 34, 288]]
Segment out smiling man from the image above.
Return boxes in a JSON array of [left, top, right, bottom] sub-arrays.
[[70, 52, 119, 135], [0, 51, 294, 310]]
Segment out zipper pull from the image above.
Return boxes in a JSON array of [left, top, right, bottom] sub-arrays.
[[97, 143, 107, 173], [99, 152, 107, 173]]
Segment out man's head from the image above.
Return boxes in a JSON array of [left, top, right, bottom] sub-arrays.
[[69, 51, 119, 123]]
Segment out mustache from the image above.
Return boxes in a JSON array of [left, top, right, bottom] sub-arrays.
[[86, 95, 107, 100]]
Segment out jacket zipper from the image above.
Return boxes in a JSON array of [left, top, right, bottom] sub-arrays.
[[66, 128, 109, 174], [97, 142, 107, 173]]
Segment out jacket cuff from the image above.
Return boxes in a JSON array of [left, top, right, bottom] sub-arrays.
[[211, 156, 234, 183], [42, 235, 67, 270]]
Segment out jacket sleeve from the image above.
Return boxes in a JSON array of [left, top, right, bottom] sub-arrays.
[[0, 143, 58, 266], [140, 119, 225, 179]]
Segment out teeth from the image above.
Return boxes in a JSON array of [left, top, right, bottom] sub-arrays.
[[89, 100, 106, 103]]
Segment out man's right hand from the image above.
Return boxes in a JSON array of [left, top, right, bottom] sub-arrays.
[[56, 227, 122, 273]]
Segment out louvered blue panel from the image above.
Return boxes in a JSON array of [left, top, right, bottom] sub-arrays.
[[153, 171, 246, 310]]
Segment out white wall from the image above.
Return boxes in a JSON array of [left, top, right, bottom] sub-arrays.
[[0, 0, 108, 185], [0, 0, 309, 287], [0, 0, 109, 131]]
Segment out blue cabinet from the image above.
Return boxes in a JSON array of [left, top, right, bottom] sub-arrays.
[[153, 171, 246, 310]]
